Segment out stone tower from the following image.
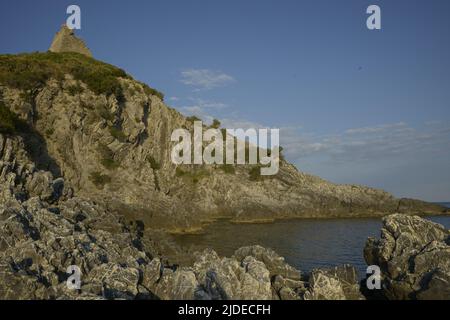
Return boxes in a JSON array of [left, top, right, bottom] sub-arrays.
[[49, 24, 93, 57]]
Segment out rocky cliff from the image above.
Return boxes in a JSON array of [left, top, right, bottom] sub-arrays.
[[0, 51, 446, 233], [0, 38, 449, 299]]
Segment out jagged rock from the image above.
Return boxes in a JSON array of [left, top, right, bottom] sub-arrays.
[[192, 248, 273, 300], [272, 275, 306, 300], [25, 171, 54, 201], [304, 271, 346, 300], [233, 245, 301, 280], [1, 29, 449, 300], [49, 25, 92, 57], [303, 265, 364, 300], [142, 247, 289, 300], [86, 263, 140, 299], [143, 260, 198, 300], [1, 50, 447, 233], [0, 264, 53, 299], [364, 214, 450, 300]]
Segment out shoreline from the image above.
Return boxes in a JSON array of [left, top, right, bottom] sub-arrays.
[[164, 210, 450, 235]]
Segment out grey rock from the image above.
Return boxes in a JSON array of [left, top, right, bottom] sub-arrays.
[[364, 214, 450, 300], [272, 275, 306, 300], [304, 265, 364, 300], [1, 38, 448, 300], [1, 54, 445, 234], [233, 245, 301, 280]]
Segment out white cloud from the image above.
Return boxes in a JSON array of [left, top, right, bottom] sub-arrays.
[[178, 98, 229, 125], [344, 122, 408, 135], [180, 69, 235, 90], [281, 122, 450, 163]]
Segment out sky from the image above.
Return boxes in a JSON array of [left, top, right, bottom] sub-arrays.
[[1, 0, 450, 201]]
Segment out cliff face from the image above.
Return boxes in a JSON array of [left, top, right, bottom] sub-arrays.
[[0, 50, 449, 300], [0, 52, 446, 232]]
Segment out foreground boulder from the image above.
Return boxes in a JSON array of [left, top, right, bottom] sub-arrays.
[[141, 245, 363, 300], [364, 214, 450, 300]]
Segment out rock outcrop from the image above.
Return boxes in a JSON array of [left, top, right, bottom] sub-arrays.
[[143, 246, 363, 300], [364, 214, 450, 300], [304, 265, 365, 300], [0, 29, 449, 299], [0, 147, 447, 301], [49, 25, 92, 57], [0, 51, 446, 233], [0, 129, 364, 300]]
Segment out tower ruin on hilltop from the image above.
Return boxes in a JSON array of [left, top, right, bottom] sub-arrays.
[[49, 24, 92, 57]]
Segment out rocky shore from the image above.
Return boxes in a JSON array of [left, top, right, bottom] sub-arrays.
[[0, 30, 448, 299], [0, 51, 447, 234], [1, 131, 448, 299], [0, 115, 448, 300], [1, 172, 448, 300]]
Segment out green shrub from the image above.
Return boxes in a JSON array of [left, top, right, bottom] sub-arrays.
[[0, 100, 29, 135], [109, 126, 127, 142], [89, 171, 111, 188], [45, 128, 54, 136], [220, 164, 235, 174], [0, 52, 164, 102], [147, 155, 161, 170], [140, 82, 164, 101], [175, 167, 209, 184], [67, 83, 83, 96], [101, 158, 120, 170], [248, 166, 262, 181], [186, 115, 201, 123], [98, 143, 119, 170], [175, 167, 186, 177], [96, 105, 114, 121], [211, 119, 221, 129]]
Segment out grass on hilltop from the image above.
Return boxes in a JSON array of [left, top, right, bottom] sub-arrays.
[[0, 51, 164, 100]]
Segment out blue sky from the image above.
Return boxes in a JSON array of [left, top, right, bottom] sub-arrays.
[[1, 0, 450, 201]]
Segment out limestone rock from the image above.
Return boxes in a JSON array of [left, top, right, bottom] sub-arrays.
[[364, 214, 450, 300], [272, 275, 306, 300], [304, 265, 364, 300], [234, 245, 301, 280], [0, 52, 446, 233], [1, 34, 449, 300]]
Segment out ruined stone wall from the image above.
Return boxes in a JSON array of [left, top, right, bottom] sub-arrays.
[[49, 25, 92, 57]]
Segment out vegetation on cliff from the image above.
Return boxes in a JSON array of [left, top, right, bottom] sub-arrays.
[[0, 52, 164, 101], [0, 99, 28, 134]]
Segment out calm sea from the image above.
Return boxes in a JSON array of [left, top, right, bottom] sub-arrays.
[[173, 206, 450, 278]]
